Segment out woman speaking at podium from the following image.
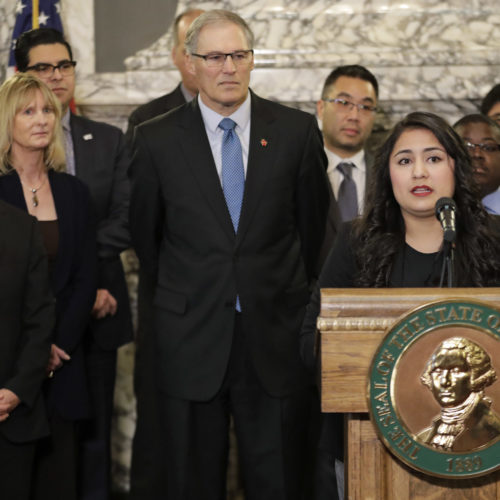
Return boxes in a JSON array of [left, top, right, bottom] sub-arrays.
[[301, 111, 500, 499]]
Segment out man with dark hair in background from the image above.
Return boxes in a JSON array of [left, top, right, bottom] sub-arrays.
[[15, 27, 133, 500], [125, 8, 204, 143], [125, 8, 204, 500], [316, 64, 378, 263], [312, 64, 379, 500], [481, 84, 500, 126], [454, 114, 500, 214]]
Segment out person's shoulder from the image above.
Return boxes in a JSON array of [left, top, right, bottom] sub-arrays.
[[71, 113, 124, 138], [251, 91, 315, 123], [136, 99, 194, 135], [486, 213, 500, 236], [131, 87, 185, 123]]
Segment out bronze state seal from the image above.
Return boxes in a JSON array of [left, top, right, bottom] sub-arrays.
[[368, 299, 500, 478]]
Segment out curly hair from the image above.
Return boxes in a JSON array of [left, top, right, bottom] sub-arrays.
[[421, 337, 497, 392], [352, 111, 500, 287], [481, 84, 500, 116]]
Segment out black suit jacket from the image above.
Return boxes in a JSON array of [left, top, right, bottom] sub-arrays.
[[70, 114, 133, 350], [0, 170, 97, 420], [0, 200, 54, 443], [129, 92, 329, 401], [125, 83, 186, 144], [126, 83, 188, 347]]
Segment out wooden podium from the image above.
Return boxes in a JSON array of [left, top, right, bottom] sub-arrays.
[[319, 288, 500, 500]]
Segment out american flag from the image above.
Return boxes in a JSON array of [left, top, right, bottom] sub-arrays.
[[8, 0, 64, 71]]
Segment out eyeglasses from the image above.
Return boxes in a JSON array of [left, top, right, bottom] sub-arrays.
[[191, 50, 254, 68], [464, 141, 500, 153], [322, 97, 377, 114], [26, 60, 77, 78]]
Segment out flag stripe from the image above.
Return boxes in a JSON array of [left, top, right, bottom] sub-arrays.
[[33, 0, 39, 28]]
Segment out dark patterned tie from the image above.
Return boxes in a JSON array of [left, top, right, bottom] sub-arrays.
[[337, 162, 358, 221]]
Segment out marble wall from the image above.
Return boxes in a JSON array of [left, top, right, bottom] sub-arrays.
[[2, 0, 500, 494], [3, 1, 499, 129]]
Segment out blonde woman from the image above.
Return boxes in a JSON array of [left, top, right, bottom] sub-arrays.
[[0, 73, 97, 499]]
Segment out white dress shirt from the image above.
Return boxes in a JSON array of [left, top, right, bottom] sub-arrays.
[[325, 148, 367, 214], [198, 93, 251, 184]]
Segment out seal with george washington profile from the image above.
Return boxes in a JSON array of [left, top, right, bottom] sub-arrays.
[[368, 299, 500, 478]]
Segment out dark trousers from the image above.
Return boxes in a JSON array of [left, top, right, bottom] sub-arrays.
[[0, 432, 36, 500], [129, 319, 167, 499], [159, 313, 311, 500], [312, 413, 343, 500], [32, 413, 79, 500], [79, 340, 117, 500]]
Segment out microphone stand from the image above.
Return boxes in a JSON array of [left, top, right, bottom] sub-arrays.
[[439, 240, 455, 288]]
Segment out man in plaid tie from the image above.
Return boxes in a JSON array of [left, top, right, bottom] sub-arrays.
[[129, 9, 329, 500]]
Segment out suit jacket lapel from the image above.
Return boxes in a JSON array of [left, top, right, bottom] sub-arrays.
[[47, 171, 71, 296], [70, 114, 92, 183], [235, 92, 278, 245], [179, 100, 235, 241]]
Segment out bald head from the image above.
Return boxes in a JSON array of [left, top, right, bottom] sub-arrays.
[[172, 9, 204, 95]]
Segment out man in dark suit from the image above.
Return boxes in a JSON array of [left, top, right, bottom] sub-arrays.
[[129, 9, 329, 500], [125, 8, 204, 143], [15, 28, 133, 500], [125, 9, 203, 499], [0, 200, 54, 500], [313, 65, 378, 500], [316, 65, 378, 263]]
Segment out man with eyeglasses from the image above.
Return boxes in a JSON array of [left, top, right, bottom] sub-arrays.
[[310, 64, 378, 500], [454, 114, 500, 214], [316, 65, 378, 265], [14, 28, 133, 500], [129, 9, 329, 500]]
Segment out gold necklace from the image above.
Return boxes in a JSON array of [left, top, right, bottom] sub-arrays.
[[20, 175, 47, 207]]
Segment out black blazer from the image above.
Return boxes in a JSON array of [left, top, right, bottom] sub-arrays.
[[125, 83, 186, 144], [0, 200, 54, 443], [70, 114, 133, 350], [129, 92, 330, 401], [0, 170, 97, 420]]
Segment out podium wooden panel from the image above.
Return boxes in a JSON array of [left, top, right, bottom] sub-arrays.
[[319, 288, 500, 500]]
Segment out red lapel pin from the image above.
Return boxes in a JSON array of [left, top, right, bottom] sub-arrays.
[[260, 138, 268, 147]]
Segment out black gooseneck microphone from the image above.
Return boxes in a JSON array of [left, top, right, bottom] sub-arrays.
[[435, 197, 456, 287], [435, 197, 457, 244]]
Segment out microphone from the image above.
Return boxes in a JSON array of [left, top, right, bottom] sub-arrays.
[[435, 197, 457, 243]]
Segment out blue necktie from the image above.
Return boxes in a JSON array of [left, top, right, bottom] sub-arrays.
[[219, 118, 245, 311], [219, 118, 245, 232]]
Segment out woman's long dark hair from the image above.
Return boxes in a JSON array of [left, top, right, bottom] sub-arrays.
[[352, 111, 500, 287]]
